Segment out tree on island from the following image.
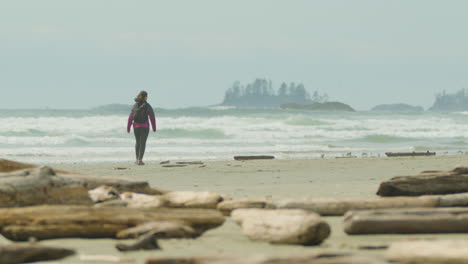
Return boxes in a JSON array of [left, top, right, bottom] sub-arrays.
[[222, 78, 328, 107], [430, 88, 468, 111]]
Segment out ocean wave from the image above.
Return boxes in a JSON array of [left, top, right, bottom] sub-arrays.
[[352, 134, 416, 143], [156, 128, 228, 139], [284, 116, 333, 126]]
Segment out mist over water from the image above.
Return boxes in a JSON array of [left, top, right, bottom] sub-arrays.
[[1, 107, 468, 164]]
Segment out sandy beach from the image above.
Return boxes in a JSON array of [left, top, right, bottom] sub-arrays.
[[6, 155, 465, 263]]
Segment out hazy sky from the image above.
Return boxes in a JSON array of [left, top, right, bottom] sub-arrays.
[[1, 0, 468, 110]]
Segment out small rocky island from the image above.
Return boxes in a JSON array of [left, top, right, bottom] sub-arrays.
[[429, 89, 468, 112], [221, 78, 352, 111]]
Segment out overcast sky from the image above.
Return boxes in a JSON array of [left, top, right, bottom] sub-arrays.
[[1, 0, 468, 110]]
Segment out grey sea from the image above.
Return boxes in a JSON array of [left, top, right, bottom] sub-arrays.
[[1, 106, 467, 164]]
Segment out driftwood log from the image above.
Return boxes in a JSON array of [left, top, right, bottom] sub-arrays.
[[0, 206, 225, 241], [0, 244, 75, 264], [234, 156, 275, 161], [145, 252, 387, 264], [378, 166, 468, 196], [232, 209, 330, 245], [270, 193, 468, 216], [344, 207, 468, 234], [385, 240, 468, 264], [0, 159, 167, 197]]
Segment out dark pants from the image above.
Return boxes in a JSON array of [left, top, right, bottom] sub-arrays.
[[134, 127, 149, 160]]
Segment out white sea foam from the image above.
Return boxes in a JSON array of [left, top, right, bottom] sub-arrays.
[[1, 108, 467, 163]]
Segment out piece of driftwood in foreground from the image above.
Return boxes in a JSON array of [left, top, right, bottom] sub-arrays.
[[385, 240, 468, 264], [0, 158, 168, 196], [0, 244, 75, 264], [146, 252, 387, 264], [234, 155, 275, 161], [377, 166, 468, 196], [270, 193, 468, 216], [0, 166, 93, 207], [385, 151, 436, 157], [232, 209, 330, 245], [0, 206, 225, 241], [344, 207, 468, 234]]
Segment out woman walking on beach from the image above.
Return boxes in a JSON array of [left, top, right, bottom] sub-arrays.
[[127, 91, 156, 165]]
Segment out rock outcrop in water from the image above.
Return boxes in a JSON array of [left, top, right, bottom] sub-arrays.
[[371, 103, 424, 112], [280, 102, 356, 112]]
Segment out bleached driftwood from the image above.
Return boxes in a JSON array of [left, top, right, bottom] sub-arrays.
[[0, 244, 75, 264], [344, 207, 468, 234], [232, 209, 330, 245], [0, 205, 225, 241]]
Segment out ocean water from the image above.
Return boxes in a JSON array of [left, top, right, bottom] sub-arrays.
[[1, 107, 468, 164]]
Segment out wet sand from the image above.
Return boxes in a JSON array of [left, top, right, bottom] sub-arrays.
[[19, 155, 468, 263]]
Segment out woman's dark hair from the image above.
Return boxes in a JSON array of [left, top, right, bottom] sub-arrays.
[[135, 91, 148, 102]]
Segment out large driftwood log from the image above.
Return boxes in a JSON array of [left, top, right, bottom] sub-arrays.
[[270, 193, 468, 216], [0, 206, 225, 241], [0, 159, 167, 196], [270, 196, 438, 216], [0, 244, 75, 264], [0, 166, 93, 207], [232, 209, 330, 245], [146, 253, 387, 264], [385, 240, 468, 264], [377, 166, 468, 196], [344, 207, 468, 234]]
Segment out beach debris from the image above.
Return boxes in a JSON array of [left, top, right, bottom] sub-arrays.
[[162, 164, 188, 168], [159, 160, 170, 164], [359, 245, 389, 250], [377, 166, 468, 196], [89, 185, 120, 203], [119, 192, 165, 208], [114, 167, 129, 170], [80, 254, 135, 263], [176, 161, 204, 165], [269, 196, 439, 216], [233, 155, 275, 161], [145, 252, 386, 264], [231, 209, 330, 245], [217, 199, 268, 216], [385, 239, 468, 264], [0, 165, 93, 207], [0, 159, 168, 197], [116, 221, 198, 239], [0, 244, 75, 264], [162, 191, 224, 209], [344, 207, 468, 234], [0, 205, 225, 241], [385, 151, 436, 157], [116, 231, 161, 252]]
